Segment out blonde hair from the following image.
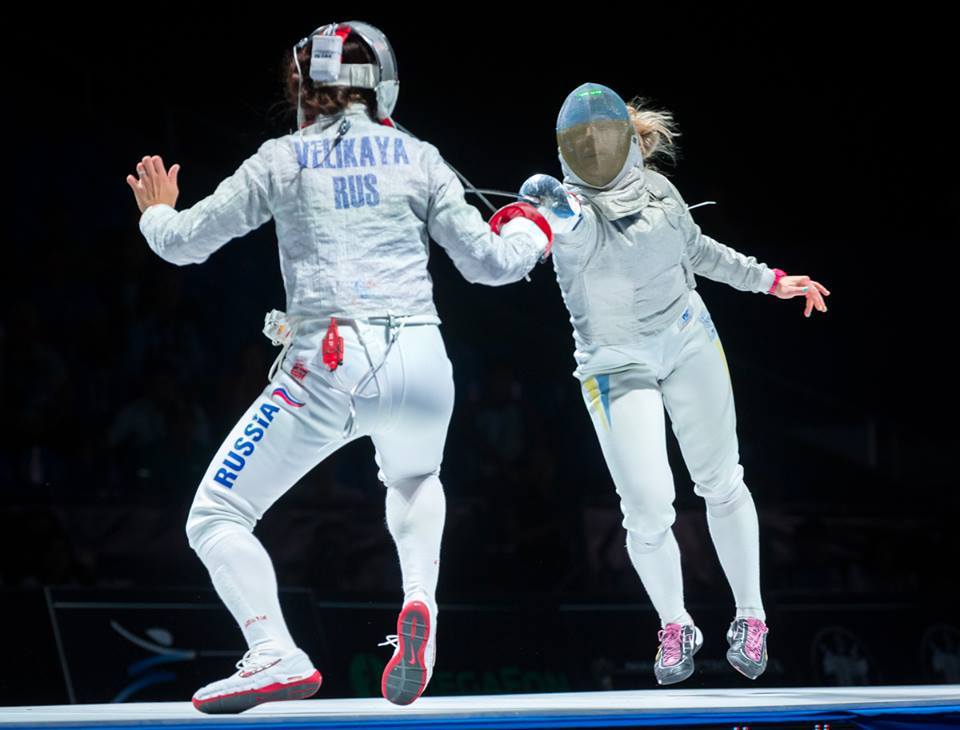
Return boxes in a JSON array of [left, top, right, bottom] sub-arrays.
[[626, 97, 680, 168]]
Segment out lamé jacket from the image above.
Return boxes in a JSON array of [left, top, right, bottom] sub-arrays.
[[139, 102, 546, 363], [551, 159, 776, 378]]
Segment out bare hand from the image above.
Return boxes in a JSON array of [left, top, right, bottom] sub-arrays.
[[773, 275, 830, 317], [126, 155, 180, 213]]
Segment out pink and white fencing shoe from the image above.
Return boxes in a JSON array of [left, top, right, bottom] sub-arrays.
[[726, 617, 769, 679], [654, 623, 703, 685]]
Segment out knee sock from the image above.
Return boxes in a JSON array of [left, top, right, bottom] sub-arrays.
[[385, 473, 445, 617], [195, 525, 298, 654], [626, 529, 693, 628], [706, 491, 765, 621]]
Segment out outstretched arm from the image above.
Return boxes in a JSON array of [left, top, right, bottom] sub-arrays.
[[683, 216, 776, 293], [661, 173, 830, 317], [685, 222, 830, 317], [424, 145, 548, 285], [126, 142, 275, 266]]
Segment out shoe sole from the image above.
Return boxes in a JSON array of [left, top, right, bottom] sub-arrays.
[[192, 671, 322, 714], [656, 629, 703, 686], [382, 601, 430, 706]]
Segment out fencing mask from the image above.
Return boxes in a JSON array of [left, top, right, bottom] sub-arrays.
[[556, 83, 642, 190]]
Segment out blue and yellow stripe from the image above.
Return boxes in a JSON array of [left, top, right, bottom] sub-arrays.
[[583, 374, 612, 430]]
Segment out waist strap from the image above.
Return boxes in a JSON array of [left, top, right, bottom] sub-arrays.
[[346, 313, 441, 327]]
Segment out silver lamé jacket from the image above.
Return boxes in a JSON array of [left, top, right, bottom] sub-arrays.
[[553, 162, 777, 379], [139, 103, 545, 358]]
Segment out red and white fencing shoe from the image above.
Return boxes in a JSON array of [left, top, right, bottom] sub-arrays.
[[380, 600, 436, 705], [192, 647, 321, 714]]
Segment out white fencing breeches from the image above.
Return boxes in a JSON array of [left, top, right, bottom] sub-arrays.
[[185, 321, 454, 651], [580, 290, 764, 625]]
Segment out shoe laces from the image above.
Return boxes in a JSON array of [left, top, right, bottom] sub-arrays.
[[738, 618, 768, 659], [658, 623, 688, 665], [378, 634, 399, 650], [234, 647, 280, 674]]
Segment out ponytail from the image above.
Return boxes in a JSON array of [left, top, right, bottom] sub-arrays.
[[626, 98, 680, 168]]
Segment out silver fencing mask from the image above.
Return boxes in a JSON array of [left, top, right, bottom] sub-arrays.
[[557, 83, 639, 190]]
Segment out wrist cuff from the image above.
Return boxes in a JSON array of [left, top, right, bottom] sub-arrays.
[[768, 268, 787, 294]]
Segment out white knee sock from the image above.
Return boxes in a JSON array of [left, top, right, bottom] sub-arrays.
[[196, 526, 298, 654], [626, 529, 693, 628], [385, 473, 445, 616], [706, 491, 765, 621]]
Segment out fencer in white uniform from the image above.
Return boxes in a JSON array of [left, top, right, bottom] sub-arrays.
[[126, 21, 552, 713], [521, 83, 829, 685]]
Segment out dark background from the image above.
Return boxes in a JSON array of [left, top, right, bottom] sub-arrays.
[[2, 4, 958, 705]]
